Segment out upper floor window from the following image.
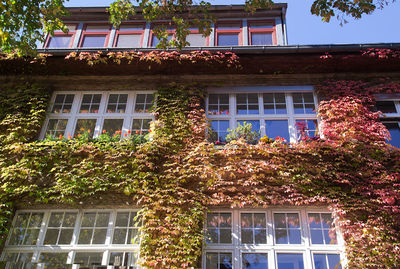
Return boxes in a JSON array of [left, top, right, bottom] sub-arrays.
[[149, 24, 175, 47], [114, 24, 145, 48], [1, 209, 141, 268], [45, 24, 77, 48], [203, 208, 343, 269], [215, 22, 242, 46], [207, 90, 317, 143], [186, 27, 208, 46], [248, 21, 275, 45], [41, 91, 154, 140], [79, 24, 111, 48], [375, 97, 400, 147]]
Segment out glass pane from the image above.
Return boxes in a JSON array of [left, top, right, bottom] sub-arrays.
[[48, 36, 72, 48], [321, 214, 333, 229], [308, 213, 321, 228], [277, 253, 304, 269], [81, 35, 107, 47], [127, 228, 140, 244], [102, 119, 124, 136], [254, 214, 266, 228], [186, 33, 207, 46], [75, 119, 96, 138], [206, 228, 218, 243], [45, 119, 68, 137], [96, 213, 110, 227], [116, 34, 142, 47], [238, 120, 260, 133], [265, 120, 290, 142], [220, 228, 232, 244], [310, 230, 324, 244], [74, 252, 103, 266], [116, 212, 130, 227], [376, 101, 397, 113], [43, 228, 58, 244], [313, 254, 327, 269], [220, 213, 232, 227], [288, 229, 301, 244], [218, 34, 239, 46], [119, 24, 143, 31], [217, 23, 241, 29], [113, 228, 127, 244], [249, 22, 274, 29], [254, 229, 267, 244], [4, 252, 34, 269], [327, 254, 342, 269], [81, 212, 96, 227], [92, 228, 107, 244], [63, 213, 77, 227], [9, 228, 25, 245], [275, 229, 288, 244], [29, 213, 44, 227], [274, 213, 286, 228], [23, 229, 40, 245], [241, 229, 253, 244], [287, 213, 300, 228], [206, 253, 219, 269], [58, 229, 74, 244], [78, 229, 92, 244], [151, 34, 173, 47], [38, 252, 69, 269], [251, 33, 273, 45], [207, 213, 219, 227], [48, 213, 64, 227], [241, 213, 253, 228], [86, 25, 109, 31], [242, 253, 268, 269], [383, 122, 400, 147]]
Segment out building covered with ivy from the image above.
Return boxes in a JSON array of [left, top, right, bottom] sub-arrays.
[[0, 4, 399, 269]]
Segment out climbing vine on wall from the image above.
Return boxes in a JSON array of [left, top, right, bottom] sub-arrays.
[[0, 77, 399, 268]]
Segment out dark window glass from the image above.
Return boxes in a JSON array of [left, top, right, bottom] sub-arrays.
[[116, 34, 142, 47], [217, 34, 239, 46], [376, 101, 397, 113], [313, 254, 342, 269], [277, 253, 304, 269], [251, 33, 273, 45], [383, 122, 400, 147], [265, 120, 290, 142], [48, 36, 72, 48], [242, 253, 268, 269], [81, 35, 107, 47], [206, 252, 232, 269]]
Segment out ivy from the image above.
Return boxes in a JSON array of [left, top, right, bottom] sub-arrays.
[[0, 78, 399, 268]]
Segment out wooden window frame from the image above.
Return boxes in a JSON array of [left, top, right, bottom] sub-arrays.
[[215, 21, 243, 46], [78, 23, 112, 48], [247, 20, 277, 46], [44, 24, 78, 48], [113, 23, 145, 48]]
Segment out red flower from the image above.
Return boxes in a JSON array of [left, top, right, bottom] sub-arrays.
[[103, 130, 106, 134], [127, 130, 131, 134], [124, 133, 127, 137], [59, 135, 63, 139], [136, 130, 140, 134]]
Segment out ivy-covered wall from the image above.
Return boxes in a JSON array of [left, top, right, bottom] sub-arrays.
[[0, 56, 399, 268]]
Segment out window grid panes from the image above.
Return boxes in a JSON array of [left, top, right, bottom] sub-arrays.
[[204, 209, 343, 269], [134, 94, 154, 113], [375, 99, 400, 148], [42, 91, 155, 140], [52, 94, 75, 113], [2, 210, 141, 268], [308, 213, 337, 245], [206, 212, 232, 244], [45, 119, 68, 138], [206, 91, 318, 143]]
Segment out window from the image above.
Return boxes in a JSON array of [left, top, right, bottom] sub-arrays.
[[45, 24, 77, 48], [114, 24, 145, 48], [186, 27, 208, 46], [79, 24, 111, 48], [204, 208, 343, 269], [149, 24, 175, 47], [1, 210, 141, 268], [207, 90, 317, 143], [42, 91, 154, 140], [248, 21, 275, 45], [215, 22, 242, 46], [375, 97, 400, 148]]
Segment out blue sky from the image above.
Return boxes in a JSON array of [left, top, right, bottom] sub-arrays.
[[65, 0, 400, 45]]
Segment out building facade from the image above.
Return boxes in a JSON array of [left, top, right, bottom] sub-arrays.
[[0, 4, 399, 269]]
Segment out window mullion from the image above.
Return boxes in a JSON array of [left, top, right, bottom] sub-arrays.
[[286, 94, 296, 143]]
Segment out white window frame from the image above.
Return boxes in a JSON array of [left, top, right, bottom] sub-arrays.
[[375, 94, 400, 147], [40, 90, 155, 140], [203, 207, 346, 269], [1, 209, 141, 269], [206, 87, 319, 143]]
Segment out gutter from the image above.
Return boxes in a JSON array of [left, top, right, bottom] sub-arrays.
[[37, 43, 400, 56]]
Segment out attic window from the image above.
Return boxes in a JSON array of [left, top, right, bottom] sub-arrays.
[[248, 21, 275, 45], [216, 22, 242, 46], [45, 24, 77, 48], [114, 24, 144, 48], [79, 24, 111, 48]]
